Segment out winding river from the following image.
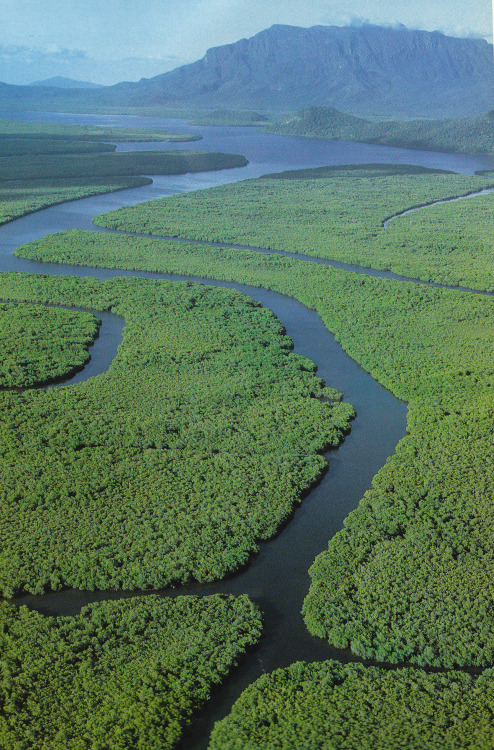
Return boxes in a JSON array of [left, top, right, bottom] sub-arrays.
[[3, 110, 494, 748]]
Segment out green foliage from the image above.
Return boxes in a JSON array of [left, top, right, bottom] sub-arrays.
[[0, 273, 352, 596], [0, 301, 99, 387], [0, 117, 201, 142], [0, 139, 115, 157], [0, 117, 245, 227], [0, 150, 248, 182], [0, 594, 261, 749], [0, 176, 152, 226], [209, 659, 494, 750], [93, 165, 494, 290], [271, 106, 494, 156], [262, 163, 453, 180], [34, 163, 494, 666]]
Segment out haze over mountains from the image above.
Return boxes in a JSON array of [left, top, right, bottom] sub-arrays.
[[27, 77, 104, 89], [103, 25, 493, 117], [1, 24, 493, 118]]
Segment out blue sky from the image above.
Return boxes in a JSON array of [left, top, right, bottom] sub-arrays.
[[1, 0, 492, 85]]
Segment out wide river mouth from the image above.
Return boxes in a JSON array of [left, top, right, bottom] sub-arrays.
[[2, 110, 493, 748]]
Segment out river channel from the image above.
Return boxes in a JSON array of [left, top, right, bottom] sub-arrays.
[[2, 110, 494, 748]]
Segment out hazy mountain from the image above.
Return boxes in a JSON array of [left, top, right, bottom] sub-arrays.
[[96, 24, 494, 117], [0, 25, 492, 118], [0, 80, 74, 105], [27, 76, 104, 89]]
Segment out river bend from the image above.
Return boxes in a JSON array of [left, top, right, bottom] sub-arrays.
[[2, 113, 492, 748]]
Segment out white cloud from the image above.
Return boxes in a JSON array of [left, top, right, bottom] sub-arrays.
[[0, 2, 491, 85], [0, 44, 188, 85]]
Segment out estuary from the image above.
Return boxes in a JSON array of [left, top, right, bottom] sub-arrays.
[[2, 112, 493, 747]]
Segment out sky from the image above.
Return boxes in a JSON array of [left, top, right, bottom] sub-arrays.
[[0, 0, 492, 86]]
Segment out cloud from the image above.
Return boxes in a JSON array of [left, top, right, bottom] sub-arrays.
[[0, 43, 89, 62], [45, 43, 62, 54], [316, 0, 492, 41], [443, 24, 491, 39], [319, 13, 370, 28], [1, 3, 490, 86], [0, 44, 188, 85]]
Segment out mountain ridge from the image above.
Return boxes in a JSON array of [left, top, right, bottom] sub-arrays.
[[96, 24, 493, 117], [0, 24, 492, 118], [27, 77, 104, 89]]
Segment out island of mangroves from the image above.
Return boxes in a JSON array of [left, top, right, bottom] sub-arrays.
[[2, 110, 494, 749]]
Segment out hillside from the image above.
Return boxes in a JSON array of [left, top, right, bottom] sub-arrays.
[[97, 24, 494, 117], [28, 77, 104, 89], [0, 24, 492, 118], [271, 107, 494, 156]]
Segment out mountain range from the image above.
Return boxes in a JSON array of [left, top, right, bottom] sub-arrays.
[[1, 24, 493, 118]]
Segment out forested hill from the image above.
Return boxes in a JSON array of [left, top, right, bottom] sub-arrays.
[[271, 107, 494, 156], [1, 24, 492, 118], [94, 24, 494, 117]]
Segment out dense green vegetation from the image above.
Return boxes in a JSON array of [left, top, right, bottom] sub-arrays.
[[27, 162, 494, 666], [271, 106, 494, 156], [0, 594, 261, 749], [0, 273, 352, 596], [7, 127, 494, 744], [0, 176, 152, 226], [0, 117, 201, 142], [0, 150, 248, 182], [93, 164, 494, 290], [0, 118, 247, 227], [15, 229, 276, 273], [0, 139, 115, 157], [0, 301, 99, 387], [209, 659, 494, 750]]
